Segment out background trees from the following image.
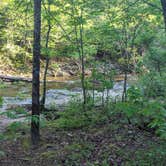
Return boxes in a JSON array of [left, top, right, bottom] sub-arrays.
[[0, 0, 163, 67], [0, 0, 165, 145], [0, 0, 166, 165]]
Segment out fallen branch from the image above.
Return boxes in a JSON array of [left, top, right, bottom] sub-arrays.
[[0, 75, 32, 82], [0, 74, 80, 83]]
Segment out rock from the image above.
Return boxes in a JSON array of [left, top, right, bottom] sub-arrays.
[[85, 69, 92, 75], [1, 81, 125, 111], [56, 71, 64, 77], [47, 70, 56, 77], [68, 70, 76, 76], [63, 71, 71, 77], [56, 71, 70, 77], [60, 62, 80, 76]]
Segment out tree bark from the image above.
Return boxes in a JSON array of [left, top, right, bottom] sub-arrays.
[[31, 0, 41, 146]]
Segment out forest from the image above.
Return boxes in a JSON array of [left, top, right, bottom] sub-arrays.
[[0, 0, 166, 165]]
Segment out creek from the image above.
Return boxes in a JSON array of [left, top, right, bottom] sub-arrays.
[[0, 79, 127, 132]]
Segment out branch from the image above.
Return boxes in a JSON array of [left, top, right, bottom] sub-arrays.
[[142, 0, 162, 12], [42, 1, 74, 44]]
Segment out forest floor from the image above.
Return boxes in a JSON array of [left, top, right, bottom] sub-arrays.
[[0, 113, 166, 166], [0, 58, 165, 165]]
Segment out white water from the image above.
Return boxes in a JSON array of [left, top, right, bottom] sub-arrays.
[[1, 81, 126, 110], [0, 81, 127, 132]]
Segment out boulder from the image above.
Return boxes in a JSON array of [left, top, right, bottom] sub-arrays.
[[56, 71, 64, 77], [85, 69, 92, 75], [56, 71, 70, 77]]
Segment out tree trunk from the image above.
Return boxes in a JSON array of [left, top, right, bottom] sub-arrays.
[[122, 70, 127, 102], [80, 16, 86, 108], [41, 57, 50, 112], [71, 2, 86, 110], [157, 61, 162, 76], [31, 0, 41, 146], [41, 1, 52, 112]]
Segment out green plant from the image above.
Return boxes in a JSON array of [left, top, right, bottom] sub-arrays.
[[140, 72, 166, 98], [140, 102, 166, 138], [113, 100, 166, 139], [4, 121, 29, 140], [0, 150, 5, 157], [0, 82, 7, 89], [0, 96, 3, 107], [64, 142, 94, 165], [48, 99, 108, 130], [127, 86, 143, 103], [0, 107, 28, 119]]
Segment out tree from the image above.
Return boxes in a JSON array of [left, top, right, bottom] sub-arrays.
[[69, 0, 87, 109], [31, 0, 41, 145], [41, 0, 52, 112]]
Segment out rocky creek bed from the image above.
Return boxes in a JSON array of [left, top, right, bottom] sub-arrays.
[[0, 80, 127, 132]]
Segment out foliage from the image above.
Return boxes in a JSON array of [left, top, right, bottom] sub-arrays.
[[144, 32, 166, 74], [113, 99, 166, 139], [0, 107, 29, 119], [127, 85, 143, 103], [0, 150, 5, 157], [141, 102, 166, 138], [0, 0, 166, 164], [48, 99, 108, 129], [0, 82, 8, 89], [0, 0, 162, 67], [139, 72, 166, 98], [0, 96, 3, 107]]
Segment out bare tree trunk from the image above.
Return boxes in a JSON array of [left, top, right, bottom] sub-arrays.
[[31, 0, 41, 146], [122, 70, 127, 102], [41, 58, 50, 111], [71, 1, 86, 110], [122, 25, 128, 102], [80, 9, 86, 108], [102, 52, 107, 107], [157, 61, 162, 76], [41, 1, 52, 112]]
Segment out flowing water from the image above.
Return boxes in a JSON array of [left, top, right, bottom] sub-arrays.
[[0, 79, 127, 132]]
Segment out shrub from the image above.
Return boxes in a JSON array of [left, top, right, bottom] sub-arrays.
[[140, 72, 166, 98], [48, 99, 108, 130]]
